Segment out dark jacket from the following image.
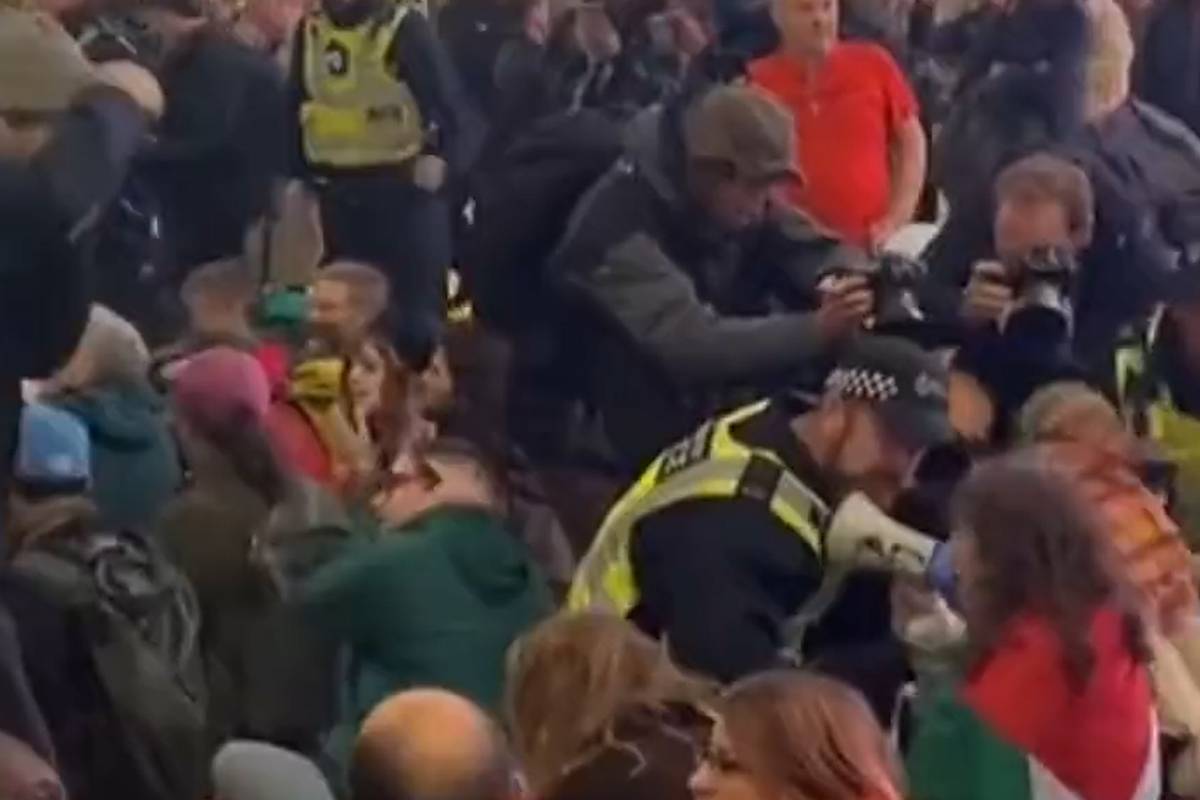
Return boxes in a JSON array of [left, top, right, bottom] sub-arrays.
[[140, 27, 287, 275], [924, 100, 1186, 380], [50, 379, 182, 532], [288, 4, 484, 180], [0, 88, 148, 538], [157, 442, 348, 747], [628, 399, 824, 681], [1135, 0, 1200, 138], [547, 107, 853, 471], [300, 506, 551, 770]]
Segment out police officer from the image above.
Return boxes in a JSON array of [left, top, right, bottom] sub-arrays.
[[569, 335, 954, 682], [290, 0, 481, 368], [1115, 269, 1200, 547]]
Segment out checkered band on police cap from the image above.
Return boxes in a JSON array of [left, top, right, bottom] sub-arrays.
[[824, 366, 901, 403]]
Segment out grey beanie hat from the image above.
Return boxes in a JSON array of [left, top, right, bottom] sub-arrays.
[[212, 742, 336, 800]]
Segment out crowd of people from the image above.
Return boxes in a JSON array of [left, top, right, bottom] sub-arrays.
[[8, 0, 1200, 795]]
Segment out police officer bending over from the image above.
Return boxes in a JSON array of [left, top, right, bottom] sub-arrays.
[[570, 336, 954, 682]]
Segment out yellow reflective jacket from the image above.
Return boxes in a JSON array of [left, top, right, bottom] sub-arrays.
[[301, 5, 424, 168]]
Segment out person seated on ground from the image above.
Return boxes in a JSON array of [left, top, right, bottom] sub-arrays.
[[344, 334, 423, 482], [569, 335, 953, 684], [8, 403, 209, 800], [160, 346, 347, 748], [267, 343, 378, 495], [151, 258, 290, 391], [906, 452, 1160, 800], [37, 305, 181, 531], [212, 741, 336, 800], [299, 437, 552, 775], [1017, 382, 1200, 796], [931, 153, 1097, 438], [547, 82, 867, 471], [351, 689, 518, 800], [309, 262, 391, 356], [505, 611, 713, 800], [1115, 264, 1200, 546], [749, 0, 926, 251], [691, 671, 903, 800]]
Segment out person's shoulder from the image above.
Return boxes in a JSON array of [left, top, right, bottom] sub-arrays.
[[748, 52, 795, 86], [834, 40, 903, 72]]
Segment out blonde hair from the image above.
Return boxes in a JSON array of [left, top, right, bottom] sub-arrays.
[[504, 612, 713, 794], [720, 671, 902, 800], [1084, 0, 1134, 119]]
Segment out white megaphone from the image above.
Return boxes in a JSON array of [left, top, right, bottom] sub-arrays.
[[824, 491, 945, 581]]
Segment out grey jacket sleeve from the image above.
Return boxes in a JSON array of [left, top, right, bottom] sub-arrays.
[[578, 232, 833, 384], [760, 203, 864, 306]]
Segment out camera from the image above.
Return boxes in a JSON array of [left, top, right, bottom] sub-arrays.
[[820, 253, 952, 345], [1004, 245, 1077, 345], [78, 14, 166, 68]]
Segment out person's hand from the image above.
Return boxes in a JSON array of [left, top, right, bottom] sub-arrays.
[[866, 213, 903, 256], [412, 154, 448, 192], [816, 273, 874, 341], [93, 60, 165, 120], [962, 260, 1014, 327], [667, 8, 709, 58]]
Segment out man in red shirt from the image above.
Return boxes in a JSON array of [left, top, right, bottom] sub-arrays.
[[749, 0, 926, 251]]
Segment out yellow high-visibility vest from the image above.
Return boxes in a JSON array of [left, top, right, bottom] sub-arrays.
[[1116, 311, 1200, 547], [568, 401, 828, 617], [301, 5, 424, 168]]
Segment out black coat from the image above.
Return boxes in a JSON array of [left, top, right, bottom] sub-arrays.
[[547, 107, 853, 471], [0, 87, 147, 538]]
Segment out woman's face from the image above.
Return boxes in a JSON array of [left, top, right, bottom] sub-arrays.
[[348, 342, 387, 417], [690, 719, 764, 800]]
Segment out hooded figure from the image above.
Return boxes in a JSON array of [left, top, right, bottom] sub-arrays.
[[41, 305, 181, 531]]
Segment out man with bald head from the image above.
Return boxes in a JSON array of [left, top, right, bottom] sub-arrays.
[[351, 688, 519, 800]]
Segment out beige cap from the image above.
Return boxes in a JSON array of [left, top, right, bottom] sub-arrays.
[[682, 83, 802, 184], [0, 10, 97, 113]]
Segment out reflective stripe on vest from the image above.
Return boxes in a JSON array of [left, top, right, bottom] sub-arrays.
[[568, 401, 827, 616], [301, 6, 424, 168], [1115, 312, 1200, 546]]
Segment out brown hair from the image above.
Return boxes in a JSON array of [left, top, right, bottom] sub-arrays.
[[180, 258, 255, 309], [318, 261, 390, 330], [504, 612, 714, 794], [342, 334, 414, 472], [995, 153, 1095, 247], [952, 450, 1149, 689], [719, 671, 901, 800]]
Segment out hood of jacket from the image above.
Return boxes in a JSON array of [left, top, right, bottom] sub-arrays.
[[405, 506, 548, 608], [51, 380, 168, 453]]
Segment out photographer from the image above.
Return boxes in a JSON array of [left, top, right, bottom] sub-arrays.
[[548, 84, 866, 473], [944, 153, 1097, 439]]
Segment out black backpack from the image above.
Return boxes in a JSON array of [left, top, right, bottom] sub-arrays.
[[14, 528, 209, 800], [461, 109, 625, 334]]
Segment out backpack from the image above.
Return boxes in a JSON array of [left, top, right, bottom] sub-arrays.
[[461, 109, 625, 334], [14, 528, 208, 800]]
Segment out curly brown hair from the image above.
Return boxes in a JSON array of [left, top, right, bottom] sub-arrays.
[[952, 450, 1149, 691]]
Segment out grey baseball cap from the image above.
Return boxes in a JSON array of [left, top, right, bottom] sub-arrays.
[[824, 335, 955, 451], [682, 84, 803, 184]]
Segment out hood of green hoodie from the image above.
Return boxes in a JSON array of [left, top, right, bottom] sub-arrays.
[[51, 381, 169, 453], [407, 506, 549, 607]]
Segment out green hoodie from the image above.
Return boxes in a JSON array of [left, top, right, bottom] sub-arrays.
[[50, 380, 182, 532], [301, 506, 552, 763]]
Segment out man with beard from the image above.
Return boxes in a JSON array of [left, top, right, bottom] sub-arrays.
[[569, 335, 954, 683]]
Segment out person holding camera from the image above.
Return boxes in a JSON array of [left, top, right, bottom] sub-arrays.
[[548, 83, 868, 473], [569, 335, 955, 685], [948, 152, 1097, 439]]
